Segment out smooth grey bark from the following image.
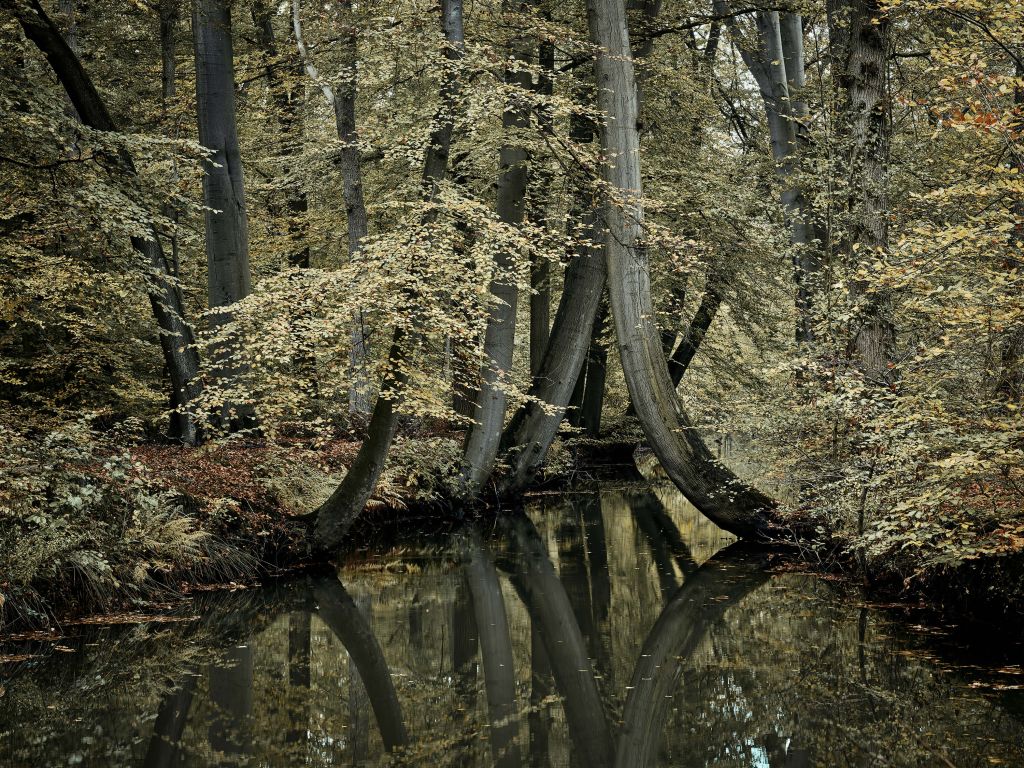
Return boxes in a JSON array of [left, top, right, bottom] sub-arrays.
[[142, 673, 196, 768], [587, 0, 781, 540], [460, 1, 534, 493], [529, 33, 555, 377], [159, 0, 178, 108], [716, 1, 823, 343], [10, 0, 203, 444], [614, 544, 771, 768], [834, 0, 895, 384], [312, 0, 464, 551], [193, 0, 251, 311], [463, 531, 522, 767], [497, 208, 606, 494], [504, 515, 613, 768], [291, 0, 370, 411], [312, 576, 409, 751], [192, 0, 254, 427]]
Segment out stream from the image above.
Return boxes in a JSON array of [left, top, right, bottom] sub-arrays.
[[1, 476, 1023, 767]]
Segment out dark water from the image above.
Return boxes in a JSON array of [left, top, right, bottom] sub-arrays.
[[2, 477, 1023, 767]]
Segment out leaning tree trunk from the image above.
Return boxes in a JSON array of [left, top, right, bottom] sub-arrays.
[[460, 1, 534, 494], [10, 0, 202, 444], [586, 0, 781, 539], [528, 32, 555, 377], [667, 284, 721, 387], [193, 0, 254, 427], [313, 0, 465, 551]]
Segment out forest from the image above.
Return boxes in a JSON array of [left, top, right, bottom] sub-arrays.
[[2, 0, 1024, 664]]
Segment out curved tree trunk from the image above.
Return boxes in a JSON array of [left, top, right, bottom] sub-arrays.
[[312, 576, 409, 752], [11, 0, 202, 444], [460, 1, 534, 493], [587, 0, 780, 540], [313, 0, 465, 551], [614, 543, 771, 768], [504, 515, 613, 768], [498, 209, 606, 494]]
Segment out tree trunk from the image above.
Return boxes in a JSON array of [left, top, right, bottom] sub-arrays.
[[313, 0, 465, 551], [529, 33, 555, 377], [460, 1, 534, 494], [331, 0, 371, 414], [580, 295, 609, 437], [192, 0, 254, 427], [667, 284, 720, 387], [498, 207, 606, 494], [11, 0, 202, 444], [835, 0, 895, 384], [587, 0, 780, 540]]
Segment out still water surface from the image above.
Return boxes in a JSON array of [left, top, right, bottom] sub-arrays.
[[2, 477, 1023, 767]]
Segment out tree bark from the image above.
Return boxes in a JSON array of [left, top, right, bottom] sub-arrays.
[[529, 33, 555, 377], [667, 284, 720, 387], [192, 0, 254, 427], [10, 0, 202, 444], [313, 0, 465, 551], [587, 0, 780, 540], [835, 0, 895, 385], [498, 207, 606, 494], [460, 1, 534, 493]]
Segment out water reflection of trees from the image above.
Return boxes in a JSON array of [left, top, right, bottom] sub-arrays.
[[2, 484, 1024, 767]]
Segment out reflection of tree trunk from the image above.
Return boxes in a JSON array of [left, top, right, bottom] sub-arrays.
[[143, 672, 196, 768], [579, 493, 611, 678], [287, 612, 311, 747], [348, 596, 372, 765], [527, 621, 553, 768], [313, 577, 409, 751], [504, 516, 613, 768], [452, 574, 480, 713], [463, 531, 521, 767], [614, 544, 771, 768], [208, 644, 254, 760]]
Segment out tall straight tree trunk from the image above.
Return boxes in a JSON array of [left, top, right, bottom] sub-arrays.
[[193, 0, 254, 427], [587, 0, 781, 540], [460, 1, 534, 493], [835, 0, 895, 384], [333, 0, 371, 414], [11, 0, 202, 444], [529, 33, 555, 377], [291, 0, 372, 411], [716, 1, 824, 343], [313, 0, 465, 551]]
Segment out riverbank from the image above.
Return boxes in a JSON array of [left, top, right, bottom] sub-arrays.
[[3, 419, 1024, 636]]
